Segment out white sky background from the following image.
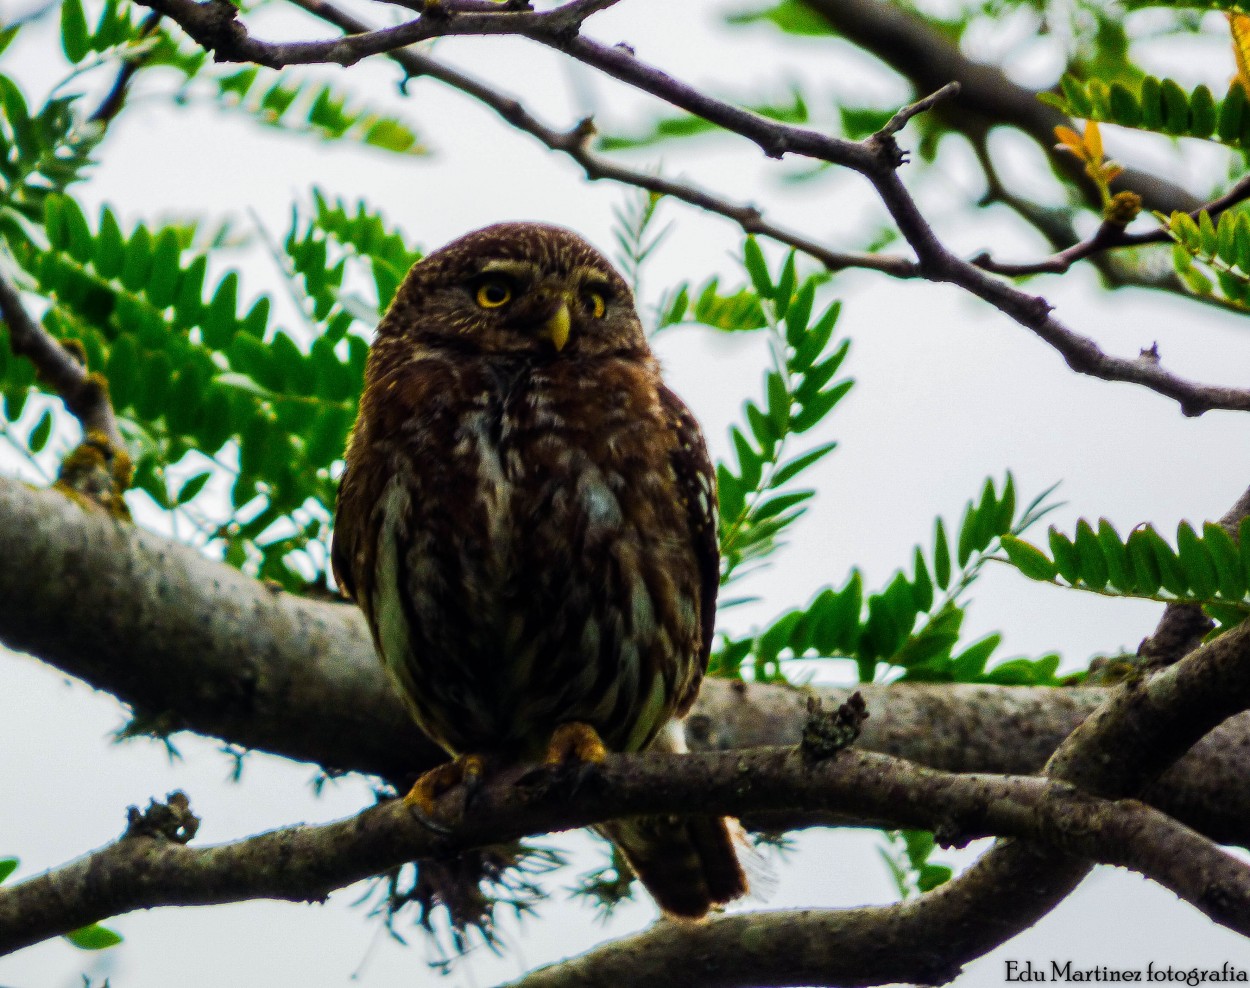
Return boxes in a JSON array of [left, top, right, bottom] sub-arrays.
[[2, 0, 1250, 984]]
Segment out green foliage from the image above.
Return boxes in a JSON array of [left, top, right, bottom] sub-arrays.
[[725, 1, 837, 36], [0, 856, 16, 883], [64, 923, 124, 950], [1122, 0, 1250, 11], [714, 476, 1065, 685], [213, 68, 426, 156], [879, 830, 954, 899], [1002, 518, 1250, 631], [702, 242, 852, 588], [1162, 208, 1250, 307], [1043, 75, 1247, 145]]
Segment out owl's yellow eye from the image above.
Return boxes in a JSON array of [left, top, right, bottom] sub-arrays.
[[583, 290, 607, 319], [475, 280, 513, 309]]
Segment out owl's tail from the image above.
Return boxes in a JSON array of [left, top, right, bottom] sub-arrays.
[[604, 814, 748, 918]]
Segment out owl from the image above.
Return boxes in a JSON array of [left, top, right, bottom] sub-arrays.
[[332, 222, 746, 918]]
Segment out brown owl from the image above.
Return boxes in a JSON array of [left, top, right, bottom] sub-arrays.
[[332, 222, 746, 918]]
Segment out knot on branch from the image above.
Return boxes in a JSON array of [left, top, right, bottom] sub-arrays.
[[800, 692, 868, 764], [53, 428, 133, 520], [186, 0, 248, 58], [124, 791, 201, 844]]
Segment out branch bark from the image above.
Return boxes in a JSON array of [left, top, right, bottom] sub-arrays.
[[5, 743, 1250, 964], [6, 475, 1250, 844]]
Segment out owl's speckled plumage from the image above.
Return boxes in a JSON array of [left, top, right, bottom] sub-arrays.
[[332, 222, 746, 918]]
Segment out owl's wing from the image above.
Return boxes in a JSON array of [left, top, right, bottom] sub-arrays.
[[331, 413, 387, 615], [659, 384, 720, 715]]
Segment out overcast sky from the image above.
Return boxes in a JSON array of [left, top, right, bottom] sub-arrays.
[[3, 0, 1250, 985]]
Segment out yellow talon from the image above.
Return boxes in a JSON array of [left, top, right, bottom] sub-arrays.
[[403, 753, 486, 818], [545, 722, 608, 766]]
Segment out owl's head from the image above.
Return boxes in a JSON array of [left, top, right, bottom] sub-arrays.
[[379, 222, 646, 359]]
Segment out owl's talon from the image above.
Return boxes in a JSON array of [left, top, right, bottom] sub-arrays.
[[403, 800, 454, 836], [544, 722, 608, 766], [403, 754, 487, 824], [539, 722, 608, 796]]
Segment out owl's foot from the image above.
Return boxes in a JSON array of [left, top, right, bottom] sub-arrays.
[[545, 722, 608, 766], [534, 722, 608, 796], [403, 754, 487, 830]]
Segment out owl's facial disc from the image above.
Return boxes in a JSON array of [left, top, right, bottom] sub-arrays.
[[470, 259, 613, 352]]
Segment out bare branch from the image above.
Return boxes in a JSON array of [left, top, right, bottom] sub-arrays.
[[284, 0, 915, 277], [133, 0, 623, 68], [272, 0, 1250, 414], [975, 175, 1250, 277]]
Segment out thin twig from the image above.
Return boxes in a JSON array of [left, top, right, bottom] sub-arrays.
[[0, 270, 123, 447], [159, 0, 1250, 414], [975, 174, 1250, 277], [876, 81, 961, 140], [284, 0, 915, 276]]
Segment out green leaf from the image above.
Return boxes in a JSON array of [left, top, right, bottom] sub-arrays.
[[1095, 519, 1132, 591], [918, 864, 953, 892], [1203, 522, 1244, 600], [203, 271, 239, 349], [1145, 528, 1188, 596], [1240, 517, 1250, 591], [910, 548, 934, 612], [1060, 75, 1093, 118], [813, 572, 862, 653], [27, 409, 52, 453], [0, 858, 17, 883], [956, 501, 977, 568], [731, 426, 762, 489], [774, 253, 797, 318], [1189, 84, 1217, 138], [772, 442, 836, 486], [1048, 528, 1081, 584], [1001, 535, 1057, 581], [1160, 78, 1190, 134], [96, 208, 125, 279], [1199, 211, 1219, 260], [1108, 82, 1141, 128], [1219, 82, 1246, 144], [65, 923, 123, 950], [60, 0, 90, 63], [933, 518, 951, 590], [784, 280, 815, 348], [1126, 528, 1163, 596], [792, 302, 841, 370], [1140, 76, 1164, 130], [121, 225, 153, 293], [742, 238, 772, 299], [175, 471, 212, 505], [1073, 519, 1109, 591], [1176, 521, 1217, 600], [791, 380, 852, 432], [745, 401, 778, 453], [765, 372, 789, 432]]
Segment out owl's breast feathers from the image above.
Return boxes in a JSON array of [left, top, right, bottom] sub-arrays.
[[333, 346, 718, 758]]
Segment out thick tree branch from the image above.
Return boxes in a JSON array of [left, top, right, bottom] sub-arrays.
[[5, 744, 1250, 962], [7, 475, 1250, 843]]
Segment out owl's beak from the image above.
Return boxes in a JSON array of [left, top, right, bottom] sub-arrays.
[[542, 301, 571, 351]]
